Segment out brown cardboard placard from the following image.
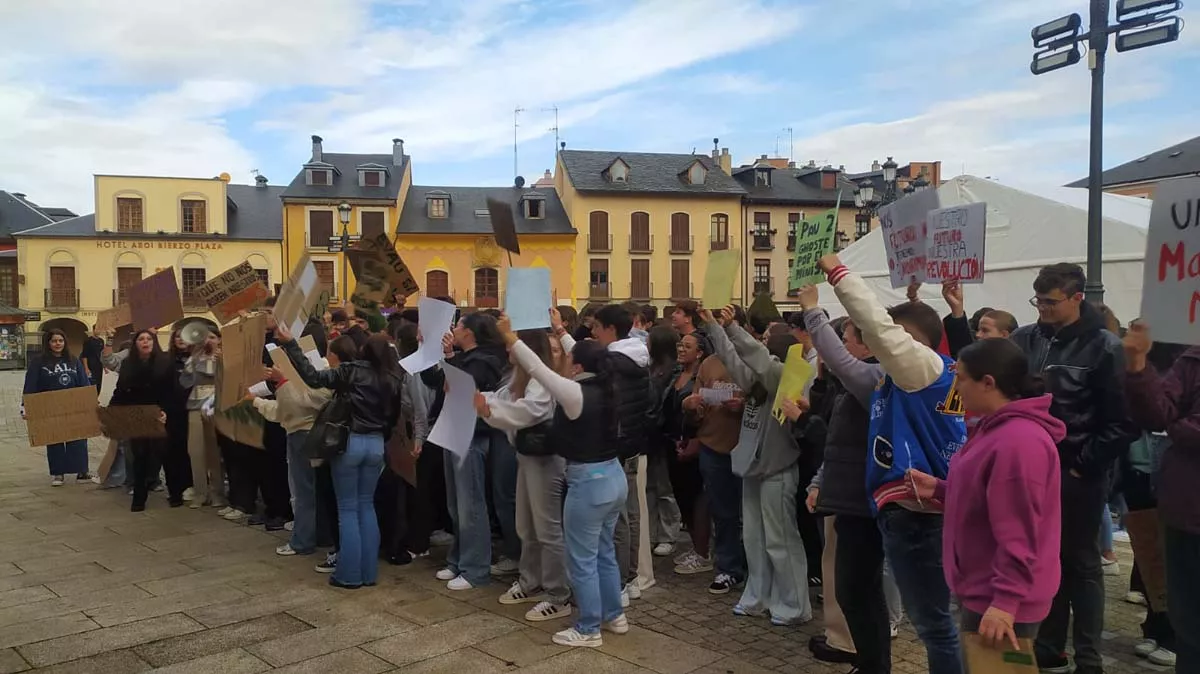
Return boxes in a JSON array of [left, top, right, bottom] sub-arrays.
[[96, 405, 167, 440], [274, 254, 330, 338], [216, 313, 267, 411], [97, 438, 119, 482], [97, 304, 132, 334], [352, 234, 420, 303], [211, 399, 265, 449], [486, 198, 520, 254], [1124, 509, 1168, 612], [298, 335, 319, 355], [128, 267, 184, 330], [22, 387, 102, 447], [267, 346, 302, 387], [196, 262, 270, 324], [385, 430, 417, 487], [963, 634, 1038, 673]]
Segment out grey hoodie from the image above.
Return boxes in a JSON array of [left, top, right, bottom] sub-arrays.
[[706, 320, 801, 480]]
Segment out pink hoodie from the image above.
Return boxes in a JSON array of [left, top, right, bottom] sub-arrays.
[[934, 394, 1066, 624]]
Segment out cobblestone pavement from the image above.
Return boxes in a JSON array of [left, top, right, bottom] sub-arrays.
[[0, 371, 1172, 672]]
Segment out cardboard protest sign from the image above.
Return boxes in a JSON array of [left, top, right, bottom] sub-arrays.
[[97, 405, 167, 440], [926, 202, 986, 283], [505, 267, 552, 331], [962, 634, 1038, 673], [349, 234, 420, 308], [97, 438, 120, 483], [1139, 176, 1200, 345], [217, 313, 267, 412], [1124, 509, 1168, 612], [771, 344, 815, 423], [702, 249, 741, 310], [97, 304, 132, 334], [212, 399, 265, 449], [274, 255, 330, 339], [385, 426, 418, 486], [879, 189, 941, 288], [788, 207, 840, 289], [128, 267, 185, 329], [196, 262, 270, 324], [22, 387, 102, 447], [487, 197, 520, 254]]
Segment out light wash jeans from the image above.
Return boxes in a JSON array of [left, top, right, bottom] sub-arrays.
[[330, 432, 385, 587], [516, 453, 569, 604], [739, 465, 813, 623], [564, 458, 627, 635], [286, 430, 316, 554], [444, 432, 492, 586]]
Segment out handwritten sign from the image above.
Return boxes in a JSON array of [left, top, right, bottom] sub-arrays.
[[788, 207, 839, 289], [771, 344, 815, 423], [217, 313, 267, 412], [23, 387, 102, 446], [351, 233, 421, 305], [97, 304, 132, 334], [128, 267, 184, 329], [1139, 176, 1200, 345], [487, 198, 520, 254], [196, 262, 270, 324], [879, 189, 941, 288], [97, 405, 167, 440], [274, 254, 329, 339], [925, 202, 986, 283], [702, 249, 741, 309]]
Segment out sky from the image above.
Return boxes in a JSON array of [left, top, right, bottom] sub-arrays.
[[1, 0, 1197, 214]]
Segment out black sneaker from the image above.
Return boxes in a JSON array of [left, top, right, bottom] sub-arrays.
[[708, 573, 741, 595], [247, 514, 266, 526], [314, 553, 337, 574], [1036, 653, 1072, 674], [264, 517, 287, 531]]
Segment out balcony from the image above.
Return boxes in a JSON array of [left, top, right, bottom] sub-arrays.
[[588, 233, 613, 253], [670, 282, 693, 303], [630, 282, 653, 302], [629, 234, 654, 254], [669, 235, 694, 254], [588, 282, 611, 299], [182, 293, 208, 312], [753, 277, 775, 296], [752, 234, 774, 251], [45, 288, 80, 312], [709, 237, 729, 251]]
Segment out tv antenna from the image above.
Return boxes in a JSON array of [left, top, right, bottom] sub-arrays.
[[513, 106, 525, 181], [542, 105, 559, 152]]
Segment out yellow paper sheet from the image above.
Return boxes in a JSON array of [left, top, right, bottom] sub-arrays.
[[771, 344, 814, 423], [702, 249, 741, 310]]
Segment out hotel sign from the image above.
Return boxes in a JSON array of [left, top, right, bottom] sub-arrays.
[[95, 240, 224, 250]]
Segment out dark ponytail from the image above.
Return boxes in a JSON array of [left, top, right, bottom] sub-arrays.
[[957, 338, 1043, 400]]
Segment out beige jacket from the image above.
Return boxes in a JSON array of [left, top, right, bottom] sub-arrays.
[[251, 378, 331, 435]]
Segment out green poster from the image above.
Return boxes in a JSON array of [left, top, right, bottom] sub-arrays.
[[789, 206, 840, 290]]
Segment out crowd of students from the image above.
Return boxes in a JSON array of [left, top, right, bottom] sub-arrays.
[[20, 255, 1199, 671]]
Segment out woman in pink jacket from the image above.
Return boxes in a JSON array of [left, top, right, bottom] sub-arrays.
[[908, 338, 1066, 651]]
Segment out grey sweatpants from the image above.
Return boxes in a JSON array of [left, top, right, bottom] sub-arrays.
[[614, 455, 654, 589], [515, 453, 570, 604]]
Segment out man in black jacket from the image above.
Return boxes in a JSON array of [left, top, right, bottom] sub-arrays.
[[1011, 263, 1136, 674]]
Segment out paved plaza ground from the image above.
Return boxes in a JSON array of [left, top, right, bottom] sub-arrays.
[[0, 371, 1172, 673]]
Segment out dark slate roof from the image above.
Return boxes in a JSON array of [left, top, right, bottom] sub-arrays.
[[558, 150, 746, 196], [15, 183, 284, 240], [0, 190, 77, 240], [731, 166, 859, 205], [281, 153, 408, 201], [1067, 135, 1200, 188], [398, 185, 576, 235]]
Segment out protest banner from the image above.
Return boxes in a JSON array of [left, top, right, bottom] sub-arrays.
[[1139, 176, 1200, 345], [217, 313, 267, 411], [487, 197, 521, 255], [962, 634, 1038, 673], [788, 206, 840, 289], [771, 344, 815, 423], [195, 262, 270, 324], [505, 267, 552, 331], [97, 405, 167, 440], [349, 234, 420, 309], [96, 304, 132, 334], [128, 267, 184, 329], [925, 202, 987, 283], [1124, 509, 1168, 612], [22, 387, 102, 447], [702, 249, 741, 310], [274, 254, 329, 338], [879, 189, 941, 288]]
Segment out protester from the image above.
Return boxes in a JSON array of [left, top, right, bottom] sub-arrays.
[[976, 310, 1018, 339], [647, 325, 685, 558], [81, 325, 105, 394], [22, 329, 92, 485], [180, 330, 225, 509], [165, 330, 193, 498]]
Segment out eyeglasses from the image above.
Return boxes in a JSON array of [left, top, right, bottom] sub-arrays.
[[1028, 295, 1075, 307]]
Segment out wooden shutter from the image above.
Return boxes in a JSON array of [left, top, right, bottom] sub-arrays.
[[630, 212, 650, 252], [309, 211, 334, 247], [426, 270, 449, 298], [671, 259, 690, 300], [364, 171, 381, 187], [116, 267, 142, 304], [589, 211, 609, 251], [670, 213, 690, 252], [631, 259, 650, 299], [360, 211, 386, 241], [48, 266, 76, 307], [475, 268, 499, 307]]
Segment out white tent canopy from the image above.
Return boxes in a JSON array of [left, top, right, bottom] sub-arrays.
[[817, 175, 1153, 326]]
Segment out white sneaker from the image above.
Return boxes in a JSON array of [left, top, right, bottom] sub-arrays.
[[435, 568, 457, 581], [653, 543, 675, 557], [490, 557, 519, 576], [890, 622, 900, 639], [620, 588, 630, 608], [673, 551, 714, 575], [1148, 647, 1176, 667], [275, 544, 297, 557], [223, 509, 246, 521], [284, 521, 294, 532], [51, 476, 64, 487], [625, 581, 642, 600], [499, 581, 544, 605], [1101, 557, 1120, 575], [552, 627, 602, 648], [216, 506, 234, 516], [602, 614, 629, 634], [182, 487, 194, 502], [1134, 639, 1158, 657], [525, 601, 571, 622], [90, 476, 101, 484], [429, 530, 454, 547], [1125, 590, 1147, 606], [446, 575, 474, 591]]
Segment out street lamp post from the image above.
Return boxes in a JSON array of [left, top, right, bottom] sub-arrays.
[[328, 201, 358, 304], [1031, 0, 1184, 304]]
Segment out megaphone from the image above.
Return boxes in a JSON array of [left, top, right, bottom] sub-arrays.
[[180, 321, 212, 346]]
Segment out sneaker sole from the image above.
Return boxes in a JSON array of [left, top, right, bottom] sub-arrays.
[[552, 635, 602, 648], [499, 595, 545, 605], [602, 623, 629, 634], [709, 586, 735, 595], [527, 607, 572, 622], [674, 565, 714, 575]]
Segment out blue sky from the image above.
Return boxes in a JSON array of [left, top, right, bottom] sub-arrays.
[[1, 0, 1196, 213]]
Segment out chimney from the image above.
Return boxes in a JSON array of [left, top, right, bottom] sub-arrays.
[[255, 175, 268, 188], [311, 135, 323, 162], [719, 148, 731, 175], [806, 160, 816, 168], [543, 169, 552, 181], [838, 164, 845, 172], [712, 137, 720, 163], [392, 138, 404, 166], [787, 161, 796, 169], [871, 159, 881, 171]]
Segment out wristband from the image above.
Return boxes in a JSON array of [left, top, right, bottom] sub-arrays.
[[826, 265, 850, 286]]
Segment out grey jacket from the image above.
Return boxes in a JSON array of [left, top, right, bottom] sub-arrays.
[[706, 320, 801, 480]]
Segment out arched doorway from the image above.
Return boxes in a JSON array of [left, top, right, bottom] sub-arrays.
[[36, 318, 89, 360]]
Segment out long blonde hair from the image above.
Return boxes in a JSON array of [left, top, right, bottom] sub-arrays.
[[510, 329, 556, 400]]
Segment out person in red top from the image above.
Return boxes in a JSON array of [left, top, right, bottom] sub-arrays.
[[908, 338, 1066, 651]]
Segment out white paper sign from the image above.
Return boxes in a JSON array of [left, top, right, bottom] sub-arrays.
[[925, 202, 986, 283], [1139, 176, 1200, 345], [428, 363, 478, 458], [878, 189, 941, 288], [399, 297, 458, 374], [699, 387, 734, 404], [248, 381, 272, 398]]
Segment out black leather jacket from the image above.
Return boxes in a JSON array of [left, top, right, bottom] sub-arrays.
[[282, 340, 403, 436], [1010, 303, 1136, 479]]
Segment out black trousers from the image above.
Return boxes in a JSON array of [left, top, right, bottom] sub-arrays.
[[835, 513, 892, 674], [412, 444, 451, 543], [1122, 469, 1175, 649], [131, 438, 187, 507], [219, 434, 256, 513], [165, 410, 191, 490], [260, 422, 293, 521], [797, 507, 823, 583], [315, 461, 339, 550], [376, 465, 418, 562]]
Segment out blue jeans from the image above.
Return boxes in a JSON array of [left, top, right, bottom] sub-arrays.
[[876, 507, 962, 674], [564, 458, 627, 635], [699, 446, 746, 580], [330, 433, 385, 587], [443, 433, 492, 586], [286, 431, 316, 554], [46, 439, 89, 476], [489, 430, 520, 561]]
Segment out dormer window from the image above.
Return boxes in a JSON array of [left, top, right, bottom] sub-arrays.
[[523, 194, 546, 219], [755, 168, 771, 187], [426, 191, 450, 219], [363, 171, 382, 187], [308, 169, 331, 186], [686, 161, 707, 185], [606, 158, 630, 184]]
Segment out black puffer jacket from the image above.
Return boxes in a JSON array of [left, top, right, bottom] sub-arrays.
[[814, 387, 872, 517], [281, 340, 403, 436], [1010, 302, 1137, 479], [606, 338, 652, 458], [423, 343, 507, 432]]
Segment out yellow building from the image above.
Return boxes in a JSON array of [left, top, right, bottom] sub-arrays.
[[280, 136, 412, 303], [555, 146, 745, 309], [14, 173, 285, 351], [396, 183, 576, 308]]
